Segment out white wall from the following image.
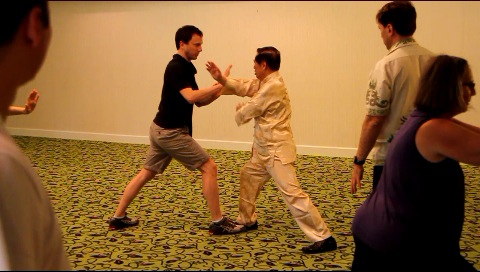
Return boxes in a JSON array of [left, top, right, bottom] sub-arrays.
[[7, 1, 480, 157]]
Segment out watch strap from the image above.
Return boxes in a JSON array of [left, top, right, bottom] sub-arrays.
[[353, 156, 366, 166]]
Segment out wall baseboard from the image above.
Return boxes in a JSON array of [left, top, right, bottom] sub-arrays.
[[7, 127, 355, 158]]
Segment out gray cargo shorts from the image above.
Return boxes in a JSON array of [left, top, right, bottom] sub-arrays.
[[143, 122, 210, 173]]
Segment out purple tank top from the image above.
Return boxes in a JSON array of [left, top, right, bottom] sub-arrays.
[[352, 109, 465, 254]]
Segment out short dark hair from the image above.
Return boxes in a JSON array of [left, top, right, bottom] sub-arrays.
[[175, 25, 203, 50], [254, 46, 281, 71], [415, 55, 470, 115], [0, 0, 50, 47], [376, 1, 416, 36]]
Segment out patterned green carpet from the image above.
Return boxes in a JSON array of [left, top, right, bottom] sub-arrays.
[[13, 136, 480, 271]]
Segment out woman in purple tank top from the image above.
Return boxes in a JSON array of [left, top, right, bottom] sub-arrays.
[[351, 55, 480, 272]]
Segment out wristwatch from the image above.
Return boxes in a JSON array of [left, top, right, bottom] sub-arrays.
[[353, 156, 366, 166]]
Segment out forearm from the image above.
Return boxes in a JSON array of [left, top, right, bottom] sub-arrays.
[[214, 74, 227, 86], [234, 110, 250, 126], [8, 106, 27, 116], [355, 115, 386, 160], [195, 89, 222, 107], [182, 84, 222, 104], [222, 78, 258, 97]]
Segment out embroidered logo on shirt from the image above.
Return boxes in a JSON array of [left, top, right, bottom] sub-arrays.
[[366, 79, 389, 108]]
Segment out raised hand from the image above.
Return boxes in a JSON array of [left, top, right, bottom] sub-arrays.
[[24, 88, 40, 114], [206, 61, 222, 81]]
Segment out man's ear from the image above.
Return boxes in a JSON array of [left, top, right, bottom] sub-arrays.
[[24, 7, 45, 47], [386, 23, 394, 36], [179, 40, 186, 50], [261, 61, 267, 70]]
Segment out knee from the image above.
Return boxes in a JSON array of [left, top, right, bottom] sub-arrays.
[[140, 168, 157, 180], [201, 158, 217, 174]]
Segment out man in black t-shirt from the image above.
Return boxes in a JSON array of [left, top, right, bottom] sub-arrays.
[[108, 25, 245, 235]]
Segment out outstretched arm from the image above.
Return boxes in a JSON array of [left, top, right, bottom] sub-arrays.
[[194, 84, 222, 107], [207, 61, 258, 97], [416, 118, 480, 165], [195, 65, 232, 107], [8, 89, 40, 115]]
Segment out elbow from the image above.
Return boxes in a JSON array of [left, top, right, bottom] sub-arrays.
[[365, 115, 387, 128], [184, 95, 196, 104]]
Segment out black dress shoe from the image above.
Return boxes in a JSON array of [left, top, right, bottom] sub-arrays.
[[245, 221, 258, 231], [302, 236, 337, 254]]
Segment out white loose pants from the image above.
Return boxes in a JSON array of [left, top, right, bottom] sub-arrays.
[[235, 157, 332, 242]]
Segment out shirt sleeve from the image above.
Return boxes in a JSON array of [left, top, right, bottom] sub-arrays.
[[165, 62, 192, 92], [235, 81, 280, 126], [365, 62, 391, 116], [223, 78, 259, 97]]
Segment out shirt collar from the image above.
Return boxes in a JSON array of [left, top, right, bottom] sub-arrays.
[[173, 53, 188, 62], [261, 71, 280, 83], [173, 54, 197, 75], [387, 37, 417, 55]]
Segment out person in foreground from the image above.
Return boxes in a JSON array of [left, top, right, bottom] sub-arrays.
[[206, 46, 337, 254], [351, 55, 479, 271], [0, 0, 71, 270], [8, 88, 40, 115], [108, 25, 245, 235], [350, 1, 434, 193]]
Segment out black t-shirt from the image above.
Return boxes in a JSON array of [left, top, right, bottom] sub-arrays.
[[153, 54, 198, 136]]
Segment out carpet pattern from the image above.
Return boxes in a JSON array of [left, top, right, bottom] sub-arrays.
[[13, 136, 480, 271]]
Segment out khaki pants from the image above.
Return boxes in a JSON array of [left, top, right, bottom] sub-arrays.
[[236, 156, 332, 242]]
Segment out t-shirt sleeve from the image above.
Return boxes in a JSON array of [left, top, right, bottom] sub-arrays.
[[165, 62, 192, 92], [365, 62, 391, 116]]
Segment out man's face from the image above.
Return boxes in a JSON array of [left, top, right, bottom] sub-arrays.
[[378, 22, 392, 50], [182, 34, 203, 61], [253, 60, 265, 80]]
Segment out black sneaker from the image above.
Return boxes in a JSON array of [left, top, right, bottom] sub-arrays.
[[108, 213, 139, 230], [301, 236, 337, 254], [209, 216, 246, 235], [236, 220, 258, 231]]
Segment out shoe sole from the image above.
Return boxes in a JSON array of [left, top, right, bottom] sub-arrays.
[[209, 229, 246, 235], [209, 226, 247, 235], [109, 226, 126, 230], [302, 247, 337, 254], [108, 224, 138, 230]]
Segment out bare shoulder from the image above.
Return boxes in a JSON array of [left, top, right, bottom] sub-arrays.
[[415, 118, 457, 162]]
